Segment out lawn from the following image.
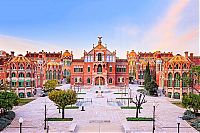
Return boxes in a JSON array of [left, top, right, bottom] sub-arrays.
[[170, 101, 184, 108], [121, 106, 143, 109], [114, 92, 128, 94], [17, 98, 35, 106], [46, 118, 73, 121], [126, 117, 153, 121]]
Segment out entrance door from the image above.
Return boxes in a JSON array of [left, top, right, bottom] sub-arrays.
[[95, 77, 105, 85]]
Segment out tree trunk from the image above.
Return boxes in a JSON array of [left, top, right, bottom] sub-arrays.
[[136, 106, 139, 118], [62, 108, 65, 119]]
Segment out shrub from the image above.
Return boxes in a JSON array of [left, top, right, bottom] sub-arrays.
[[182, 110, 196, 120], [0, 111, 15, 131]]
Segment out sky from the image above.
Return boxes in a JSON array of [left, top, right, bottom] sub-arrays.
[[0, 0, 199, 58]]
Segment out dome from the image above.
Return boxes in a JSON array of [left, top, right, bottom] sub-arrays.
[[168, 54, 191, 63], [63, 50, 71, 57], [129, 50, 137, 57], [11, 54, 31, 63]]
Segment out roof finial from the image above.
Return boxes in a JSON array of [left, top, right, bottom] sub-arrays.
[[98, 36, 102, 44]]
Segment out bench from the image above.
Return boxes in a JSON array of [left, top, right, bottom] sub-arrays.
[[68, 123, 77, 132], [122, 124, 131, 133]]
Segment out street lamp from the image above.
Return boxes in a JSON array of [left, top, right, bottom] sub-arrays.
[[177, 116, 181, 133], [152, 101, 155, 133], [19, 117, 23, 133], [125, 83, 126, 96]]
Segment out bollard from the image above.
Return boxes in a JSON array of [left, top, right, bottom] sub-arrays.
[[81, 106, 85, 111]]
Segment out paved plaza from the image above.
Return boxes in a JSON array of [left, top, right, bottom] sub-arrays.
[[2, 84, 198, 133]]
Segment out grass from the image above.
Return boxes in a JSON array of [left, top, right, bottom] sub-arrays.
[[17, 98, 35, 106], [126, 117, 153, 121], [121, 106, 143, 109], [46, 118, 73, 121], [114, 92, 128, 94], [170, 101, 184, 108], [57, 106, 79, 109], [116, 98, 132, 100]]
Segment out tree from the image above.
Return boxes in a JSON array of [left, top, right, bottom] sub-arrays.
[[132, 93, 147, 118], [0, 91, 19, 114], [0, 83, 10, 91], [144, 62, 151, 88], [145, 81, 158, 95], [48, 89, 77, 119], [43, 80, 58, 92], [182, 94, 200, 114]]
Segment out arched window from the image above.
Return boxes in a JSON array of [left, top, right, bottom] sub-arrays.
[[75, 77, 77, 83], [175, 64, 179, 69], [53, 70, 56, 79], [174, 73, 180, 87], [182, 73, 187, 87], [64, 69, 67, 76], [168, 73, 172, 87], [168, 65, 172, 69], [122, 78, 124, 82], [97, 64, 102, 73], [11, 72, 16, 77], [19, 64, 24, 69], [79, 77, 82, 82], [27, 64, 31, 69], [109, 66, 112, 72], [66, 70, 70, 76], [46, 71, 49, 80], [49, 70, 52, 80], [98, 53, 102, 61], [58, 71, 60, 80], [26, 73, 31, 77], [109, 78, 112, 84], [19, 73, 24, 78], [87, 78, 90, 84], [183, 64, 187, 69]]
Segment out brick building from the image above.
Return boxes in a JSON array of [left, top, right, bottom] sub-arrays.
[[70, 37, 129, 87]]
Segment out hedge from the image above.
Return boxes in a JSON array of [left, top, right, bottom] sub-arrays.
[[0, 111, 15, 131]]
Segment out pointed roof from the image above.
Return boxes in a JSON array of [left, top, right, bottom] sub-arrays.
[[168, 54, 191, 63], [11, 54, 31, 63]]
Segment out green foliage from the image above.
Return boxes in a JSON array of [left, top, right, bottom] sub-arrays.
[[17, 98, 35, 106], [0, 83, 10, 91], [0, 91, 19, 113], [191, 119, 200, 131], [145, 81, 158, 95], [0, 111, 15, 131], [44, 80, 58, 92], [144, 62, 151, 88], [126, 117, 153, 121], [121, 106, 143, 109], [182, 94, 200, 114], [49, 89, 77, 118], [46, 118, 73, 121], [182, 110, 196, 120]]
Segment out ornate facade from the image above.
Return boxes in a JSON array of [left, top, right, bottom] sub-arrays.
[[70, 37, 129, 87], [6, 54, 36, 98]]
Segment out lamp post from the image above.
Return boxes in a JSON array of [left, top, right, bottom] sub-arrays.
[[153, 101, 155, 133], [177, 117, 181, 133], [19, 117, 23, 133], [44, 101, 47, 130]]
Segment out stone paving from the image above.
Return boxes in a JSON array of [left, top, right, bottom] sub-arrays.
[[2, 84, 198, 133]]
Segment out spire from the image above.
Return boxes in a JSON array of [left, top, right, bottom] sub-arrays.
[[98, 36, 102, 44]]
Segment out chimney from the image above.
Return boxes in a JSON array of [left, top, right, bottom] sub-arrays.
[[190, 53, 193, 59], [184, 51, 188, 58], [11, 51, 14, 57]]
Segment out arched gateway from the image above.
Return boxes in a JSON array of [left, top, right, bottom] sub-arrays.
[[95, 77, 105, 85]]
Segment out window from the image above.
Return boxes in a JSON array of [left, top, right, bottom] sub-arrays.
[[116, 66, 126, 73], [122, 78, 124, 82], [46, 71, 49, 80], [109, 66, 112, 72], [12, 73, 16, 77], [66, 61, 71, 66], [97, 64, 102, 73], [75, 78, 78, 83], [26, 73, 31, 77], [118, 78, 120, 82], [183, 64, 187, 69], [19, 64, 24, 69], [168, 73, 172, 87], [12, 81, 16, 87], [79, 78, 82, 82], [182, 73, 187, 87], [175, 64, 179, 69], [174, 73, 180, 87], [87, 78, 90, 84], [19, 81, 24, 87], [98, 53, 102, 61], [19, 73, 24, 78], [64, 69, 67, 76], [49, 70, 52, 80], [53, 70, 56, 79], [74, 68, 83, 72], [88, 66, 90, 72], [109, 78, 112, 84], [26, 81, 31, 87]]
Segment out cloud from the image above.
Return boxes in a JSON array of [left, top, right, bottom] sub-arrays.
[[0, 35, 64, 55], [141, 0, 199, 55]]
